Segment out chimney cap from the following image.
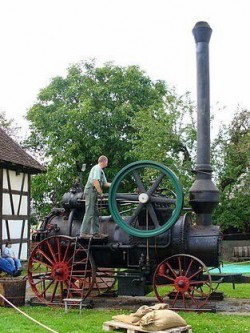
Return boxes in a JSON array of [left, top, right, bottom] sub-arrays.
[[192, 21, 212, 43]]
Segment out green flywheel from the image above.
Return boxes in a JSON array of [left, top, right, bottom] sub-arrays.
[[108, 160, 183, 238]]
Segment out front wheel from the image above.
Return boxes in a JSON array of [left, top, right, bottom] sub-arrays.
[[153, 254, 212, 309]]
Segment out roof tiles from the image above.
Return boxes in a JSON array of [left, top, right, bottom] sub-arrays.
[[0, 128, 45, 174]]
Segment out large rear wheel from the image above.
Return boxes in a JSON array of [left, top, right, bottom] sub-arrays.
[[28, 236, 95, 306]]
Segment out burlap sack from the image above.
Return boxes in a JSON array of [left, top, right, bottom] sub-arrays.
[[112, 304, 169, 326], [140, 309, 187, 331], [151, 303, 169, 310], [133, 305, 153, 317], [112, 314, 141, 325], [133, 304, 169, 315]]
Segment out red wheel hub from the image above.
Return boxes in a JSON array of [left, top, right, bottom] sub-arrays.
[[174, 276, 190, 292], [51, 262, 69, 281]]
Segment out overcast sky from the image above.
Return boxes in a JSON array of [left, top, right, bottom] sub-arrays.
[[1, 0, 250, 137]]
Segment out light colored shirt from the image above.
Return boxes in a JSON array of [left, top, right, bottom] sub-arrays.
[[85, 164, 107, 190], [2, 247, 14, 258]]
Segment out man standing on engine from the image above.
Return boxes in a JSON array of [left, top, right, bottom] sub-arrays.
[[80, 155, 111, 238]]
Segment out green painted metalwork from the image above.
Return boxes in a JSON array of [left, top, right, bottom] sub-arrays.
[[108, 160, 183, 238]]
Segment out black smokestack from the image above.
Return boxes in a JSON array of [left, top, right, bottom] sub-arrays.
[[189, 22, 219, 226]]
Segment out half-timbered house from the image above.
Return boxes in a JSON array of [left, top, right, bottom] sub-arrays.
[[0, 128, 45, 261]]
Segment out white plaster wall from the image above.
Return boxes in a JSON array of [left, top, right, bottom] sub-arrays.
[[20, 242, 28, 260], [2, 193, 28, 215], [2, 220, 28, 239], [2, 169, 28, 191]]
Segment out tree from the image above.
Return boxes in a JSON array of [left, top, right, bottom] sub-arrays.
[[212, 107, 250, 232], [0, 111, 21, 141], [25, 60, 176, 214], [130, 91, 196, 197]]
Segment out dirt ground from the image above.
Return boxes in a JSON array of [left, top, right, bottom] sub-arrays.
[[1, 276, 244, 314], [26, 291, 250, 314]]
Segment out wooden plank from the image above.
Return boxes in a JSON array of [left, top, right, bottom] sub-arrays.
[[103, 320, 192, 333]]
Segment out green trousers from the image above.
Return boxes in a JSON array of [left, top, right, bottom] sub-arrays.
[[80, 188, 99, 234]]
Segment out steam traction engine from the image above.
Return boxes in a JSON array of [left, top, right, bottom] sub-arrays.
[[28, 22, 221, 310]]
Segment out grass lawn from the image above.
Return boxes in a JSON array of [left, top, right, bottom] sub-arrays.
[[0, 283, 249, 333], [0, 306, 249, 333], [216, 282, 250, 298]]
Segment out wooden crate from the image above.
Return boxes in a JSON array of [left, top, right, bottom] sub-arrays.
[[103, 320, 192, 333], [0, 278, 26, 306]]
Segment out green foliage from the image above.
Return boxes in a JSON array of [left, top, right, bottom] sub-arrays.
[[131, 91, 196, 199], [212, 108, 250, 232], [25, 60, 195, 215], [0, 110, 21, 142]]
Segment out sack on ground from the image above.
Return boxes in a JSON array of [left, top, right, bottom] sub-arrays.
[[112, 314, 141, 325], [151, 303, 169, 310], [112, 304, 169, 326], [140, 309, 187, 331]]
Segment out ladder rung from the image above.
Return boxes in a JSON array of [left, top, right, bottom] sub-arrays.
[[63, 298, 85, 302], [66, 237, 92, 299]]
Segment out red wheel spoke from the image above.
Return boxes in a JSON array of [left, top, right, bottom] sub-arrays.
[[50, 281, 59, 303], [181, 292, 186, 308], [62, 241, 71, 262], [166, 262, 178, 278], [178, 256, 182, 274], [186, 290, 199, 306], [32, 258, 52, 270], [157, 272, 175, 282], [185, 258, 194, 277], [67, 247, 86, 266], [36, 248, 55, 266], [191, 288, 206, 297], [46, 240, 59, 263], [56, 238, 62, 262], [188, 266, 204, 280], [37, 279, 54, 297], [172, 290, 180, 307], [59, 282, 64, 301], [32, 277, 53, 286]]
